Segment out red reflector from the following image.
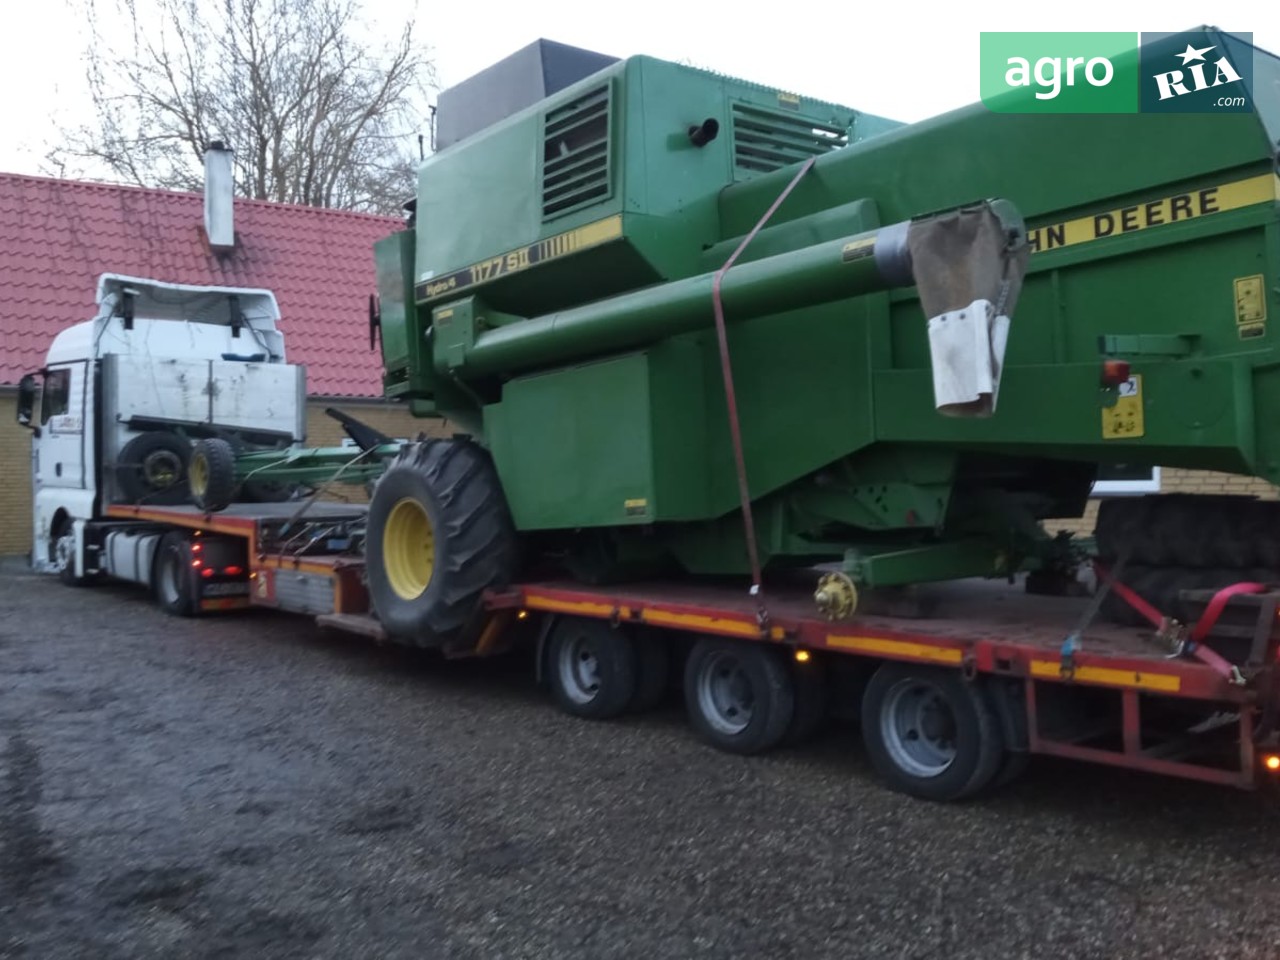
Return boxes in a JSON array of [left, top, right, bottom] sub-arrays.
[[224, 565, 243, 576], [201, 567, 215, 579], [1101, 360, 1131, 386]]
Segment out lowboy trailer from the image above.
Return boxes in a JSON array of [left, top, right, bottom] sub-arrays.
[[99, 496, 1280, 803]]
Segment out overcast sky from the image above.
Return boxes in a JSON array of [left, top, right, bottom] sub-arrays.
[[2, 0, 1276, 179]]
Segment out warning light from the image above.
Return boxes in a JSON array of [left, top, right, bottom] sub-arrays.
[[795, 649, 811, 663], [201, 567, 214, 579], [191, 543, 202, 553], [517, 610, 528, 620], [191, 560, 201, 568], [1265, 754, 1280, 772], [1101, 360, 1131, 387], [224, 565, 243, 576]]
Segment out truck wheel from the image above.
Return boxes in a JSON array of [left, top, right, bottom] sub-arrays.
[[52, 519, 95, 587], [547, 617, 637, 719], [684, 639, 795, 755], [860, 662, 1004, 802], [365, 439, 518, 647], [153, 532, 197, 617], [117, 431, 191, 506], [189, 438, 239, 511]]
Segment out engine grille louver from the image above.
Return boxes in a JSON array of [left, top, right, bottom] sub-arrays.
[[542, 83, 613, 219], [733, 103, 849, 176]]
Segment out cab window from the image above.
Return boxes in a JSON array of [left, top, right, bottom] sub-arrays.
[[40, 368, 71, 425]]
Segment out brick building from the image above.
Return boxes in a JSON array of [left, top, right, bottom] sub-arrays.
[[0, 170, 440, 558]]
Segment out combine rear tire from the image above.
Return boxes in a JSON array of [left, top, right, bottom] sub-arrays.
[[189, 438, 238, 511], [365, 438, 517, 647]]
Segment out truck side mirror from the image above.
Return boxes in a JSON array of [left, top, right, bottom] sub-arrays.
[[16, 374, 38, 434]]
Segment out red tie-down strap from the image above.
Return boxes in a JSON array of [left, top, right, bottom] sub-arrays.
[[1093, 561, 1260, 683]]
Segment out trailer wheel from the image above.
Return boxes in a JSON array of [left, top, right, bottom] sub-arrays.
[[189, 438, 239, 511], [860, 662, 1004, 801], [684, 639, 794, 755], [365, 439, 518, 647], [547, 618, 637, 719], [782, 655, 829, 747], [153, 532, 197, 617], [117, 431, 191, 506], [629, 628, 671, 713]]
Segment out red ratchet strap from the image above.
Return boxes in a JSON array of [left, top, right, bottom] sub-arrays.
[[711, 155, 817, 602], [1093, 562, 1164, 628], [1095, 561, 1259, 682]]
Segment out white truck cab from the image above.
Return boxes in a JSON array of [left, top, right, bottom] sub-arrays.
[[15, 273, 306, 579]]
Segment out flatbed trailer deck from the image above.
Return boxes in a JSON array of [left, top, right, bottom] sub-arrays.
[[101, 500, 1280, 801]]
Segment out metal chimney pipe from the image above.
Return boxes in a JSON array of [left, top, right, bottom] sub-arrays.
[[203, 141, 235, 251]]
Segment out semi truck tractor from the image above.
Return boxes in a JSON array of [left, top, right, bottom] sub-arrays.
[[18, 32, 1280, 802]]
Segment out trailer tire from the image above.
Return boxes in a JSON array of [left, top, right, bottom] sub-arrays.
[[365, 438, 518, 647], [684, 639, 794, 755], [189, 438, 239, 511], [152, 532, 197, 617], [117, 431, 191, 506], [860, 663, 1004, 802], [782, 655, 829, 747], [629, 627, 671, 713], [547, 617, 637, 719]]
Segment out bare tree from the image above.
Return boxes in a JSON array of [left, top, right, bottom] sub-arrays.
[[47, 0, 434, 215]]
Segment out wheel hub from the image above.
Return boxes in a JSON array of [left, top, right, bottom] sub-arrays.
[[54, 533, 74, 572], [143, 450, 182, 488], [881, 680, 957, 778], [382, 497, 436, 601], [697, 651, 754, 735], [557, 634, 601, 704]]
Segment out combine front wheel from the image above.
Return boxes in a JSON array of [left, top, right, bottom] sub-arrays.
[[365, 439, 518, 647]]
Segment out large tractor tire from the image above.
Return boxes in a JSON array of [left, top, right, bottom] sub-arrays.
[[365, 438, 518, 647]]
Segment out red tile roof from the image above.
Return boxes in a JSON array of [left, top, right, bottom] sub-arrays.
[[0, 172, 403, 397]]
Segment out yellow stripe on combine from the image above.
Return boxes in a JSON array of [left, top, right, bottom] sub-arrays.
[[1029, 660, 1181, 692], [825, 634, 964, 664], [1027, 172, 1279, 255]]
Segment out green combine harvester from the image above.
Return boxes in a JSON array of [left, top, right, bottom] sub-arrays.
[[192, 32, 1280, 648]]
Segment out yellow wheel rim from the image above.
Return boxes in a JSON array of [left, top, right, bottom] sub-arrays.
[[189, 452, 208, 497], [383, 497, 435, 600]]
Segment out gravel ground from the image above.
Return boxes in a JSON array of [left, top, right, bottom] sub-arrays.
[[2, 564, 1280, 960]]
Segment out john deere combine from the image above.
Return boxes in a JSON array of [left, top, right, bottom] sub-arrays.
[[195, 33, 1280, 647]]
